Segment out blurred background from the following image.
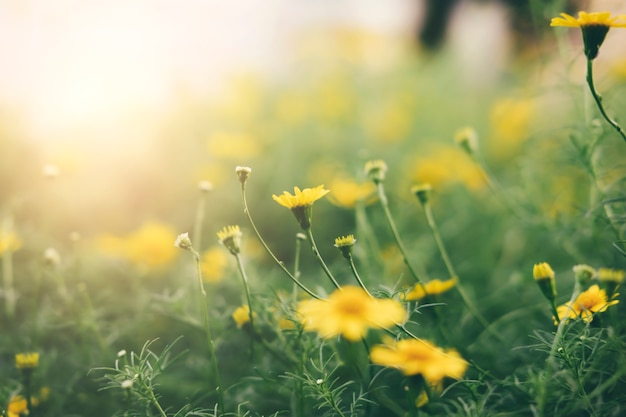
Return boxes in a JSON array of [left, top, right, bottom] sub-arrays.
[[1, 0, 626, 245]]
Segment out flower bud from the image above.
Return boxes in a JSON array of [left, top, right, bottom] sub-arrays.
[[533, 262, 556, 301]]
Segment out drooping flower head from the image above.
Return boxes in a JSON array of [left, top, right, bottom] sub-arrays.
[[217, 225, 243, 255], [370, 338, 467, 383], [297, 286, 406, 342], [556, 284, 619, 324], [551, 11, 626, 59], [272, 185, 330, 229]]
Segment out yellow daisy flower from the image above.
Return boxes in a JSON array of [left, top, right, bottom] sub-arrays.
[[272, 185, 330, 229], [556, 284, 619, 323], [551, 11, 626, 59], [297, 286, 406, 342], [370, 338, 467, 383]]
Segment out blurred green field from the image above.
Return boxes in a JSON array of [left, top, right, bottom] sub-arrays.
[[2, 2, 626, 417]]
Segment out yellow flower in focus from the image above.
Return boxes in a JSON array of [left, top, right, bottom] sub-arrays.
[[97, 222, 179, 270], [370, 338, 467, 383], [556, 284, 619, 323], [551, 11, 626, 59], [551, 11, 626, 28], [272, 185, 330, 209], [15, 352, 39, 369], [297, 286, 406, 341], [7, 395, 28, 417], [200, 247, 229, 283], [404, 278, 456, 301], [232, 305, 254, 328], [0, 231, 22, 254], [273, 185, 330, 230], [327, 179, 376, 208]]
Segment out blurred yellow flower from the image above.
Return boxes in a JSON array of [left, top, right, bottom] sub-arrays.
[[297, 286, 406, 341], [327, 178, 376, 208], [7, 395, 28, 417], [15, 352, 39, 369], [489, 98, 534, 159], [97, 222, 179, 270], [200, 247, 229, 283], [0, 231, 22, 254], [370, 338, 467, 383], [556, 284, 619, 323], [232, 305, 254, 328], [404, 278, 456, 301], [364, 101, 413, 143], [207, 131, 262, 159], [411, 148, 485, 190]]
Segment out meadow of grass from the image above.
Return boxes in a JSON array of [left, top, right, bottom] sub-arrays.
[[2, 5, 626, 417]]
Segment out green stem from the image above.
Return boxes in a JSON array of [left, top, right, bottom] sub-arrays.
[[346, 253, 372, 297], [234, 253, 255, 333], [193, 191, 207, 253], [422, 202, 502, 342], [240, 185, 320, 299], [375, 182, 425, 285], [586, 58, 626, 143], [192, 251, 224, 415], [304, 228, 341, 289], [148, 385, 169, 417], [549, 281, 581, 366]]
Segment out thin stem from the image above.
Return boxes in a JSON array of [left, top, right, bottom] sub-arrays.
[[346, 253, 372, 297], [586, 58, 626, 143], [549, 281, 581, 367], [422, 202, 502, 342], [193, 191, 208, 253], [304, 228, 341, 289], [375, 183, 425, 285], [234, 253, 255, 333], [192, 251, 224, 415], [240, 185, 320, 299], [148, 388, 169, 417]]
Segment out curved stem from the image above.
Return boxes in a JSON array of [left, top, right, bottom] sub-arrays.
[[346, 253, 372, 297], [375, 183, 425, 285], [305, 228, 341, 289], [240, 185, 320, 299], [586, 58, 626, 143], [192, 250, 225, 415], [422, 202, 503, 342]]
